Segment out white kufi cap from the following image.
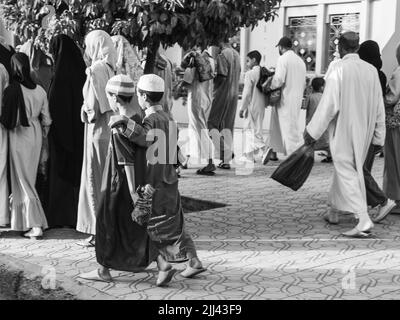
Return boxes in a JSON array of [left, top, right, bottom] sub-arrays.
[[137, 74, 165, 93]]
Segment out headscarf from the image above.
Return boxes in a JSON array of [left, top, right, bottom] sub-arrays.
[[84, 30, 117, 114], [111, 35, 143, 86], [0, 36, 15, 78], [18, 39, 53, 92], [358, 40, 387, 94], [0, 53, 35, 130], [84, 30, 117, 70], [48, 34, 86, 186]]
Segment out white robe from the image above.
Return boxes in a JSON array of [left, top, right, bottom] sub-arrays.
[[186, 53, 215, 161], [270, 50, 306, 155], [0, 63, 9, 225], [307, 54, 386, 215], [241, 65, 268, 156]]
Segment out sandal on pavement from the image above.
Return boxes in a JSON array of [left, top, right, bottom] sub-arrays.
[[196, 168, 216, 176], [324, 212, 339, 225], [217, 163, 231, 170], [262, 147, 274, 166], [342, 228, 373, 239], [23, 229, 43, 240], [156, 268, 177, 287], [76, 238, 95, 248], [342, 222, 374, 238], [180, 266, 207, 279], [78, 269, 113, 283]]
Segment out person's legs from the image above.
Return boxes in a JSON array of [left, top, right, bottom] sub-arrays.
[[220, 97, 238, 166], [364, 144, 387, 208]]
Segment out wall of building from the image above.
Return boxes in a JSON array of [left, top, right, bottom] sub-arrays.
[[245, 0, 399, 77], [373, 0, 400, 76]]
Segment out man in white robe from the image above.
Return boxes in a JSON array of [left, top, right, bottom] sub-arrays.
[[305, 32, 386, 238], [270, 37, 306, 156]]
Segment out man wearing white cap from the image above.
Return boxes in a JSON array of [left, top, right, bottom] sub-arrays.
[[269, 36, 307, 156], [109, 74, 206, 287]]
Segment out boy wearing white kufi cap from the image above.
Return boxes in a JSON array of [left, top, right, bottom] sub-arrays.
[[109, 74, 206, 287], [79, 74, 159, 284]]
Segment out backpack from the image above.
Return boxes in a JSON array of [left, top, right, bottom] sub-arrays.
[[194, 51, 215, 82], [256, 67, 282, 107], [256, 67, 274, 92]]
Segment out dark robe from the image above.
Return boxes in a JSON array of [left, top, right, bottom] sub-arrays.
[[46, 35, 86, 227], [0, 43, 15, 78], [96, 114, 157, 272]]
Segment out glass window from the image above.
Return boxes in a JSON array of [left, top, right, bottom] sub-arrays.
[[286, 16, 317, 72], [325, 13, 360, 71]]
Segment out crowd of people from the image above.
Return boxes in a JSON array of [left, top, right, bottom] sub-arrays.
[[0, 28, 400, 286]]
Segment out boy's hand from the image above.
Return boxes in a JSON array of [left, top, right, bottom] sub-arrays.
[[109, 115, 130, 129], [239, 109, 248, 119]]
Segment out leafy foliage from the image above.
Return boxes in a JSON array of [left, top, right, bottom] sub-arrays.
[[112, 0, 282, 50], [1, 0, 281, 52]]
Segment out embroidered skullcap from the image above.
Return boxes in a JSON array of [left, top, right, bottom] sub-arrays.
[[137, 74, 165, 93], [106, 74, 135, 97]]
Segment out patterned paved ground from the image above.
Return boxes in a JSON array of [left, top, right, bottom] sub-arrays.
[[1, 155, 400, 300]]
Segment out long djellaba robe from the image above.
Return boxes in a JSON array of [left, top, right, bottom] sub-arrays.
[[383, 66, 400, 201], [307, 54, 386, 216], [241, 65, 268, 156], [0, 63, 9, 226], [124, 105, 197, 262], [270, 50, 307, 156], [96, 114, 158, 271], [19, 40, 53, 212], [76, 30, 117, 236], [207, 45, 241, 162], [46, 35, 86, 228], [0, 53, 52, 231], [183, 50, 215, 161]]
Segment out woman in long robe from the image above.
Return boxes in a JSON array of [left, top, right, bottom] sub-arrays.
[[383, 44, 400, 206], [46, 34, 86, 228], [357, 41, 396, 222], [0, 53, 52, 238], [0, 63, 9, 227], [76, 30, 117, 246]]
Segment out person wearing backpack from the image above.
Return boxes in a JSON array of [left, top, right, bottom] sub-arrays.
[[181, 46, 216, 175], [239, 51, 275, 164]]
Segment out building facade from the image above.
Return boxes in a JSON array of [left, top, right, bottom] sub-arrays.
[[242, 0, 400, 77]]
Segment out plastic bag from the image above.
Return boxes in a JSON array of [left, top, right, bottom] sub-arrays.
[[271, 144, 315, 191]]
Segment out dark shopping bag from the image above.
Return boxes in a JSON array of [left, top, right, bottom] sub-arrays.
[[271, 144, 315, 191]]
